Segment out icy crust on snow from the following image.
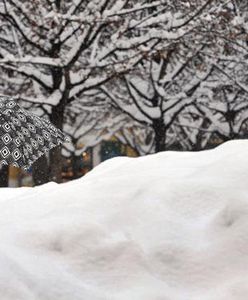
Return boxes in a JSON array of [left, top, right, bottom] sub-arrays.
[[0, 140, 248, 299]]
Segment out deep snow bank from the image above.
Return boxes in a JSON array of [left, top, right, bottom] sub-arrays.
[[0, 140, 248, 299]]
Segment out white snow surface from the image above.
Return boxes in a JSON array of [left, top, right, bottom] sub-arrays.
[[0, 140, 248, 299]]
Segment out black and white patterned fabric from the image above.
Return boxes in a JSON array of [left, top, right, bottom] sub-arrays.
[[0, 96, 70, 171]]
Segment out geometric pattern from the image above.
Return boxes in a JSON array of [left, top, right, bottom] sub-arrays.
[[0, 96, 70, 171]]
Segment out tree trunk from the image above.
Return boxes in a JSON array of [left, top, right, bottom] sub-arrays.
[[193, 118, 209, 151], [152, 118, 166, 152], [49, 66, 69, 183], [49, 103, 64, 183], [71, 154, 79, 180], [32, 154, 49, 186], [49, 145, 63, 182], [0, 165, 9, 187]]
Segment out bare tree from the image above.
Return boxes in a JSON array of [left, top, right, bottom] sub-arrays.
[[0, 0, 167, 182], [101, 45, 214, 152], [0, 0, 247, 186], [197, 84, 248, 141]]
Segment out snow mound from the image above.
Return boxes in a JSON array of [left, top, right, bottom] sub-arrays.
[[0, 140, 248, 299]]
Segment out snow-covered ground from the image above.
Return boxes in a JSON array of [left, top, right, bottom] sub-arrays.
[[0, 140, 248, 299]]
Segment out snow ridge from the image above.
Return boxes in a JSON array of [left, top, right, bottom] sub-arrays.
[[0, 140, 248, 299]]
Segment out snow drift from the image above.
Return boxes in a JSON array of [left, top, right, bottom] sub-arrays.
[[0, 140, 248, 299]]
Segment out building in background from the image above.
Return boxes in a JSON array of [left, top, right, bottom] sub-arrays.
[[62, 138, 137, 182], [8, 138, 138, 187]]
